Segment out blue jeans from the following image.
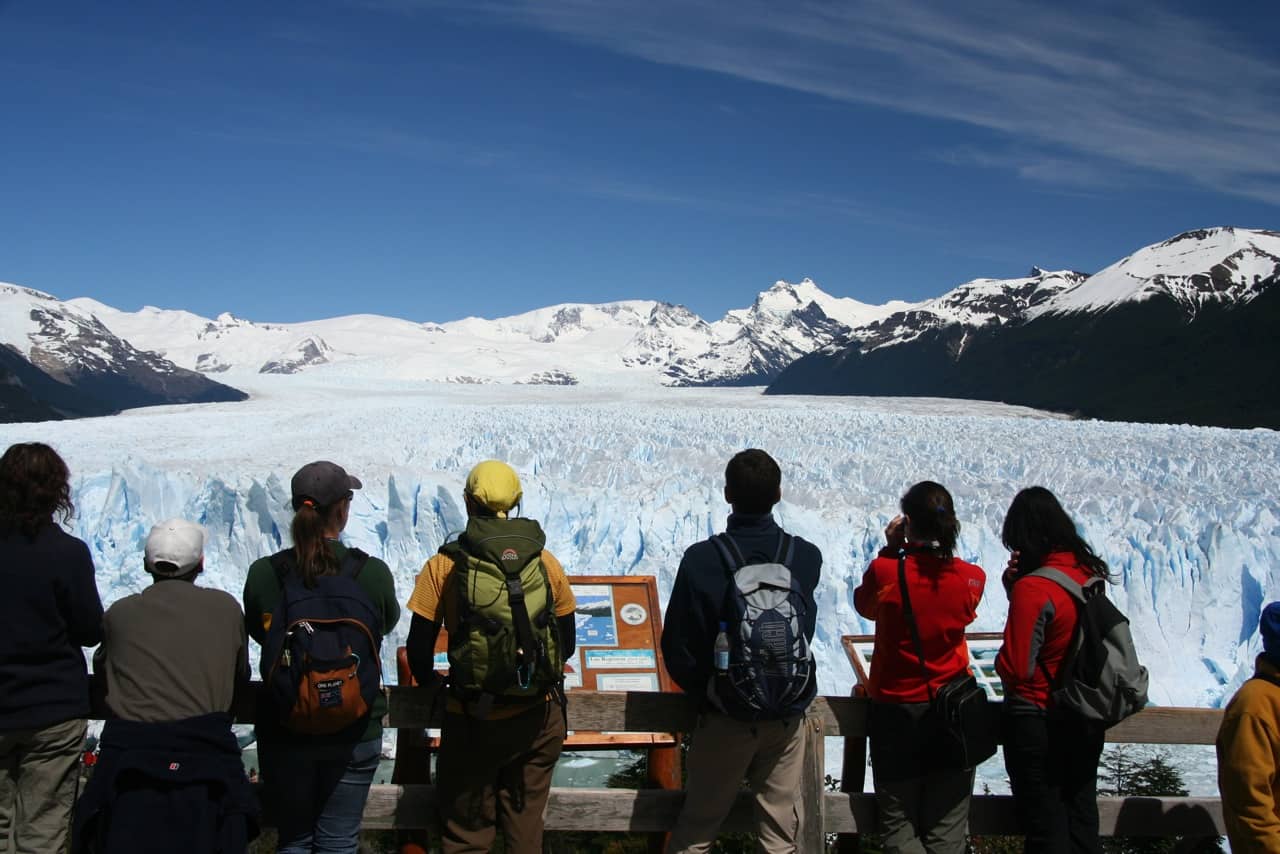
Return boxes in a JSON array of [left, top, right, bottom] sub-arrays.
[[259, 738, 380, 854]]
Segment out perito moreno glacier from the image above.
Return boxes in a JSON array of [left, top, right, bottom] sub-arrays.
[[4, 375, 1276, 714]]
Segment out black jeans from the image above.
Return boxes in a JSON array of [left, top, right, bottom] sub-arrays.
[[1002, 709, 1106, 854]]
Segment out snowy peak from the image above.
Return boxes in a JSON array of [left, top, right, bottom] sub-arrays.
[[849, 267, 1084, 354], [1037, 227, 1280, 317]]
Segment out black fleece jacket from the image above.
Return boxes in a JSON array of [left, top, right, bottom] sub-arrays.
[[0, 524, 104, 730], [660, 512, 822, 700]]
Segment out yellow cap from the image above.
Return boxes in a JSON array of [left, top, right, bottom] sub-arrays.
[[464, 460, 523, 517]]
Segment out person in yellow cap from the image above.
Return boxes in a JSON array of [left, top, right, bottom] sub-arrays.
[[404, 460, 576, 854]]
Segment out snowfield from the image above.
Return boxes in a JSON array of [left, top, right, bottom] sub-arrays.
[[5, 379, 1275, 791]]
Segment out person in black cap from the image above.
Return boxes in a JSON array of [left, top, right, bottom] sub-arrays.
[[1218, 601, 1280, 854], [242, 461, 399, 854]]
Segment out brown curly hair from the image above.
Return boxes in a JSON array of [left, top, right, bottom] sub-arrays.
[[0, 443, 74, 539]]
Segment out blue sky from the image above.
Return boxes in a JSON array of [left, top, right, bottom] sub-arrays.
[[2, 0, 1277, 323]]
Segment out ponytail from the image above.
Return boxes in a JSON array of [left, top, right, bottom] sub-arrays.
[[900, 480, 960, 559], [291, 497, 340, 587]]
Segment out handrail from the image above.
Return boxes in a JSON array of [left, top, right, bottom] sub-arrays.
[[88, 685, 1227, 840]]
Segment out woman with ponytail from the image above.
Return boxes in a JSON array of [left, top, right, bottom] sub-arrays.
[[854, 481, 987, 854], [242, 461, 400, 854], [996, 486, 1110, 854]]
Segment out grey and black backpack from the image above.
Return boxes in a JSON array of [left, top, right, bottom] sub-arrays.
[[710, 532, 816, 721], [1031, 567, 1149, 727]]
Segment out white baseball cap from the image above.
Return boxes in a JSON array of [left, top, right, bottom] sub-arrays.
[[144, 518, 205, 576]]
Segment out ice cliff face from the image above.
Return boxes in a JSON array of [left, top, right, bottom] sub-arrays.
[[10, 380, 1276, 711]]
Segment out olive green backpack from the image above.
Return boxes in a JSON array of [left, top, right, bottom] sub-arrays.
[[441, 516, 563, 714]]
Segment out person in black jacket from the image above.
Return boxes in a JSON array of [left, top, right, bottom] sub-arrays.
[[0, 442, 104, 854], [662, 449, 822, 854]]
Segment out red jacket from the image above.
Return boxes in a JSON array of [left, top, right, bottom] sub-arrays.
[[854, 547, 986, 703], [995, 551, 1093, 709]]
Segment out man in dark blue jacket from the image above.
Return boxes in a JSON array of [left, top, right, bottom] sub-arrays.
[[661, 449, 822, 854]]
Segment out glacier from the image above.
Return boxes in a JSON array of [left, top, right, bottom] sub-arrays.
[[5, 376, 1277, 791]]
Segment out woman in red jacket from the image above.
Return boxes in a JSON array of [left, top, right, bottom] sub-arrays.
[[854, 481, 986, 854], [996, 486, 1109, 854]]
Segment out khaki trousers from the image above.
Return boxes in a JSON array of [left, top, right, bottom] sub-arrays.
[[0, 718, 86, 854], [436, 701, 566, 854], [667, 711, 808, 854]]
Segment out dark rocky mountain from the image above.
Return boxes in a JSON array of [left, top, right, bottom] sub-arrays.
[[767, 228, 1280, 429], [0, 285, 248, 423]]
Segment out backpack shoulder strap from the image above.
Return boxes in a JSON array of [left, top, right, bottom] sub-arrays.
[[712, 533, 746, 572], [775, 532, 794, 566], [269, 549, 296, 586], [341, 546, 370, 580], [1027, 567, 1087, 601]]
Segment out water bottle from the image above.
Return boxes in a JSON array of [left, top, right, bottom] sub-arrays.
[[714, 622, 731, 673]]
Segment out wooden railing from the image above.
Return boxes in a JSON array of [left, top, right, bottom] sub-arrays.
[[95, 684, 1228, 848]]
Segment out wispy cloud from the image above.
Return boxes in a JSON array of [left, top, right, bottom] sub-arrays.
[[376, 0, 1280, 206]]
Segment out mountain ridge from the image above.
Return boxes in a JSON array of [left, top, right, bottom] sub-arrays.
[[4, 225, 1276, 426]]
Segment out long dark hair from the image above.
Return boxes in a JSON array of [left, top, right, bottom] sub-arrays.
[[0, 443, 74, 539], [291, 496, 343, 587], [901, 480, 960, 558], [1002, 486, 1110, 579]]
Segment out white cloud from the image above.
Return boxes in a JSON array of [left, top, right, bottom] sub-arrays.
[[385, 0, 1280, 205]]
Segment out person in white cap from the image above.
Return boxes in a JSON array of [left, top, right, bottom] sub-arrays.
[[94, 518, 248, 722], [75, 518, 257, 852]]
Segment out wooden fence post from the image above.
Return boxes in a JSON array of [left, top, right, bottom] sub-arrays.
[[836, 686, 868, 853], [800, 711, 827, 853], [647, 738, 682, 854]]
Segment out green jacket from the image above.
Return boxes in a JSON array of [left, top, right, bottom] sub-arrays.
[[243, 540, 400, 748]]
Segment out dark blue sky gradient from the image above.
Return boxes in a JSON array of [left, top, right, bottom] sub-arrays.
[[2, 1, 1277, 322]]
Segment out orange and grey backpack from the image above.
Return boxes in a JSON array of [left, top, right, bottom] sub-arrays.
[[261, 547, 384, 735]]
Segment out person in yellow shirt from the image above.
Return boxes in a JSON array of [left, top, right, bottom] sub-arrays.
[[404, 460, 576, 854], [1218, 601, 1280, 854]]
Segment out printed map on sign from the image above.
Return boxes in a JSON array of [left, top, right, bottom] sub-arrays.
[[572, 584, 618, 647]]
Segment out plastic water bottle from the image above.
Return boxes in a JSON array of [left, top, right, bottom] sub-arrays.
[[714, 622, 731, 673]]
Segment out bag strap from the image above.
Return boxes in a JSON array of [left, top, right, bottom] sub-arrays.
[[269, 549, 295, 585], [341, 546, 369, 580], [897, 551, 935, 702], [1024, 566, 1095, 690]]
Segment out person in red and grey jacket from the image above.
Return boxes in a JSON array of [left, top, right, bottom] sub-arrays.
[[854, 481, 986, 854], [995, 486, 1110, 854]]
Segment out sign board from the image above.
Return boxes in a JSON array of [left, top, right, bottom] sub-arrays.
[[841, 632, 1005, 699]]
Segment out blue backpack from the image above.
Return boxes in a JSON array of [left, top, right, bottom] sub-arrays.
[[261, 548, 384, 735], [710, 532, 816, 721]]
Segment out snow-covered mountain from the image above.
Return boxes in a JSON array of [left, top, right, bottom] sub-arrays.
[[769, 227, 1280, 428], [848, 267, 1085, 356], [68, 279, 908, 389], [1035, 227, 1280, 317], [0, 284, 246, 422]]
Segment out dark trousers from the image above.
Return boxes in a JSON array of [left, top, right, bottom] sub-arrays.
[[1002, 710, 1105, 854], [869, 701, 974, 854], [436, 701, 566, 854]]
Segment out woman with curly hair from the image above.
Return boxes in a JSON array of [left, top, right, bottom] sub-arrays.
[[0, 443, 104, 854]]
